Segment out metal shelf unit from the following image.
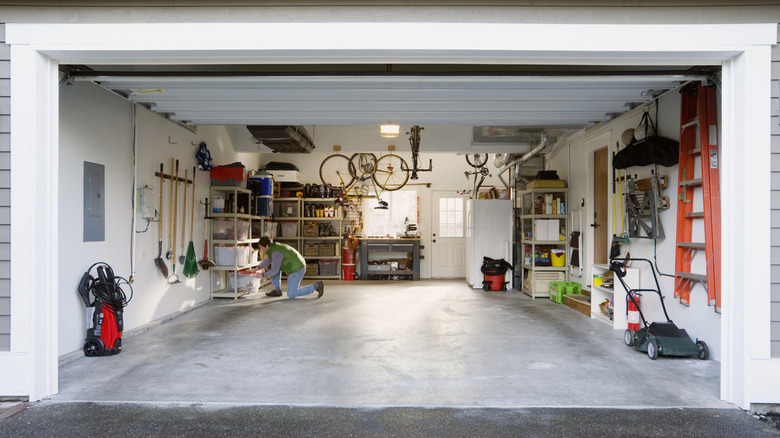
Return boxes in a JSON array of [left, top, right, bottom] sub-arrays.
[[518, 187, 569, 298], [208, 186, 268, 299]]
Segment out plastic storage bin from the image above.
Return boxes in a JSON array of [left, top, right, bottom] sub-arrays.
[[280, 221, 298, 237], [276, 201, 299, 218], [227, 269, 262, 292], [318, 260, 337, 276], [255, 196, 273, 217], [214, 245, 251, 267], [212, 219, 250, 240], [210, 165, 246, 186]]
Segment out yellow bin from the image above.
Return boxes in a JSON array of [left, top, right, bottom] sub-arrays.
[[551, 249, 565, 267]]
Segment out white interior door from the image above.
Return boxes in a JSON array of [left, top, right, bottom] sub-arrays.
[[432, 191, 466, 278]]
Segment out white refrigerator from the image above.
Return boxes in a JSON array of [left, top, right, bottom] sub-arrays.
[[465, 199, 514, 288]]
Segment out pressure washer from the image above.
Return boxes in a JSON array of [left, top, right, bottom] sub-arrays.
[[76, 262, 133, 357]]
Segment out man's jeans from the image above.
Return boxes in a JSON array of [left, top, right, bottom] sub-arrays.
[[270, 267, 316, 299]]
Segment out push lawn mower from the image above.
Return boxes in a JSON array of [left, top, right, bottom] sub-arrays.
[[609, 258, 708, 361]]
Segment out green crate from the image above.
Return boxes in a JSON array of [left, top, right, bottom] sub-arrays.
[[549, 281, 582, 304], [549, 281, 567, 303], [564, 281, 582, 295]]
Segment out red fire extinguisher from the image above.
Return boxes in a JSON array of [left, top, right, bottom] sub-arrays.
[[627, 292, 641, 332]]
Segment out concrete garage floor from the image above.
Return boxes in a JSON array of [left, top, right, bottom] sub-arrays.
[[3, 280, 778, 436], [55, 279, 725, 408]]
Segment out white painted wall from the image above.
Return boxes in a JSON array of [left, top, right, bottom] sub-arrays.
[[58, 81, 261, 357], [56, 81, 513, 356], [547, 90, 722, 361]]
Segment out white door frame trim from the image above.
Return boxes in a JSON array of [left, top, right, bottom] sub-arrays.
[[4, 22, 777, 408]]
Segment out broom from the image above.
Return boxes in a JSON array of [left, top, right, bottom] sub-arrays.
[[183, 166, 199, 278]]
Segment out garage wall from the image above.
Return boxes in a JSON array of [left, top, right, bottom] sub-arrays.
[[771, 30, 780, 358], [58, 81, 261, 357], [0, 24, 8, 352], [547, 89, 723, 361]]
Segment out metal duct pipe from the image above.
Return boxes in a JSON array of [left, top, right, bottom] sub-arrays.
[[498, 134, 548, 177]]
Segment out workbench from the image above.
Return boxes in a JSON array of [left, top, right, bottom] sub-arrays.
[[359, 238, 421, 280]]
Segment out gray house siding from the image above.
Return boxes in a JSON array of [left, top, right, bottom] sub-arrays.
[[0, 23, 8, 351], [772, 30, 780, 358]]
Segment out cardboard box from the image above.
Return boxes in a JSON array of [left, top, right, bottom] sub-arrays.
[[303, 244, 319, 257], [267, 170, 300, 183], [319, 243, 336, 257], [527, 179, 567, 189]]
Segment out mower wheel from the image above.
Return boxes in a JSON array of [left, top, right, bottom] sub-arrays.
[[624, 329, 635, 347], [696, 340, 709, 360], [647, 339, 659, 360], [83, 338, 105, 357]]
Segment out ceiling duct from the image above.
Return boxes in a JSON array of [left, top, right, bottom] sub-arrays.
[[246, 125, 315, 153]]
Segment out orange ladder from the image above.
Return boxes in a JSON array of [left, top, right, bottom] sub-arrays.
[[674, 83, 721, 312]]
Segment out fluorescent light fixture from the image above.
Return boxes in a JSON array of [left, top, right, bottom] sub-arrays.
[[380, 123, 401, 138]]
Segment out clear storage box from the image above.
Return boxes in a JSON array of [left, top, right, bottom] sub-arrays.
[[280, 221, 298, 237], [214, 245, 251, 267], [212, 219, 250, 241], [318, 260, 337, 276], [228, 269, 263, 292]]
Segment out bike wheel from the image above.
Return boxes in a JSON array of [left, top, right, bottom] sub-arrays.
[[319, 154, 355, 190], [350, 153, 377, 181], [466, 153, 488, 168], [373, 154, 410, 191]]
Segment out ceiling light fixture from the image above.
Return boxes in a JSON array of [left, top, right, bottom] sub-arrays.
[[380, 123, 400, 138]]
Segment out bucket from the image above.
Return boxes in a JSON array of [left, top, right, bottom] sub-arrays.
[[551, 249, 565, 267], [342, 247, 356, 264], [342, 263, 355, 281], [255, 195, 273, 217]]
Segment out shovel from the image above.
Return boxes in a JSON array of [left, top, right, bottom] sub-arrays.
[[154, 162, 169, 278], [166, 157, 174, 260], [183, 166, 199, 278], [168, 159, 181, 284]]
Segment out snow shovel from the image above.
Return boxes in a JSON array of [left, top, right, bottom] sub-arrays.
[[168, 159, 181, 284], [183, 166, 199, 278], [154, 162, 169, 278]]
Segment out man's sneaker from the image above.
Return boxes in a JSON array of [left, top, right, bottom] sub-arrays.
[[316, 281, 324, 298], [265, 289, 282, 297]]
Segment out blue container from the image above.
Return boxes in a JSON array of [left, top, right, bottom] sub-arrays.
[[255, 195, 273, 217], [258, 174, 274, 196]]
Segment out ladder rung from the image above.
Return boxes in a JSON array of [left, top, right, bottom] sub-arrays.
[[676, 272, 707, 282], [678, 242, 706, 249], [679, 178, 703, 187], [685, 212, 704, 219], [688, 147, 701, 156], [681, 118, 699, 130]]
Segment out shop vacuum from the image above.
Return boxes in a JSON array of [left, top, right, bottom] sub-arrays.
[[76, 262, 133, 357], [481, 257, 514, 291]]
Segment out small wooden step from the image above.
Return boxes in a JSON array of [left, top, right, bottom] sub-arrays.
[[563, 293, 590, 317]]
